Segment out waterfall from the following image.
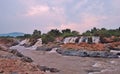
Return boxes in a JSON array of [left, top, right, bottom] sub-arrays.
[[78, 36, 88, 43], [32, 38, 42, 49], [19, 39, 30, 45], [92, 36, 100, 44], [63, 37, 78, 44]]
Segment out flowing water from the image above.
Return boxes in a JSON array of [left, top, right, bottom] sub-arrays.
[[10, 45, 120, 74]]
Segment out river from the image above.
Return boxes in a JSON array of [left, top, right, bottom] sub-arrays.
[[10, 45, 120, 74]]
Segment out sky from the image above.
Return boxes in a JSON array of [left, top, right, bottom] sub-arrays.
[[0, 0, 120, 34]]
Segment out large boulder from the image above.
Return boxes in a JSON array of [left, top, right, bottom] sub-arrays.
[[21, 56, 33, 63], [37, 65, 60, 73], [9, 49, 33, 62], [9, 49, 24, 57]]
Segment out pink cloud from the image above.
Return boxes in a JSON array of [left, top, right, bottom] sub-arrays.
[[26, 5, 50, 16], [45, 13, 107, 33]]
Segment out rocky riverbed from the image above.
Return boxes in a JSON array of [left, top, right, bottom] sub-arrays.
[[10, 45, 120, 74]]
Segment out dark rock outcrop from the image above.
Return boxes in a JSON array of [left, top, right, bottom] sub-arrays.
[[9, 49, 33, 63], [36, 46, 52, 51], [56, 49, 119, 58], [37, 65, 60, 73], [21, 56, 33, 63], [9, 49, 24, 57]]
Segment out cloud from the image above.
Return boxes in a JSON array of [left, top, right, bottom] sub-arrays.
[[26, 5, 50, 16], [1, 0, 120, 34]]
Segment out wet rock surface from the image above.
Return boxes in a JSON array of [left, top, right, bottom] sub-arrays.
[[37, 65, 60, 73], [56, 49, 119, 58], [8, 49, 33, 63], [36, 46, 52, 51], [21, 56, 33, 63], [9, 49, 24, 57]]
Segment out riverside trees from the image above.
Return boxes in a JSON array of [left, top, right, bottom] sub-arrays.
[[17, 27, 120, 44]]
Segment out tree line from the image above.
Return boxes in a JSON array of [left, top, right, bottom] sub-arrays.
[[17, 27, 120, 44]]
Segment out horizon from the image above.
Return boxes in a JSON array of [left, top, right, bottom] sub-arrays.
[[0, 0, 120, 34], [0, 27, 120, 35]]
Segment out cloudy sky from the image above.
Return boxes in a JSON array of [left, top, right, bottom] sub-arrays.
[[0, 0, 120, 34]]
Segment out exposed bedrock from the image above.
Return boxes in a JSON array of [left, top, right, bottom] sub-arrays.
[[56, 48, 119, 58]]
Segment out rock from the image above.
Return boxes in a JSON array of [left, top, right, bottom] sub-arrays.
[[37, 65, 60, 73], [62, 43, 106, 51], [49, 68, 60, 73], [62, 50, 78, 56], [9, 49, 24, 57], [87, 51, 100, 57], [21, 56, 33, 63], [78, 51, 88, 57], [36, 46, 52, 51], [56, 49, 64, 54], [0, 58, 44, 74], [9, 49, 33, 62], [37, 66, 49, 72], [56, 49, 119, 58], [0, 45, 8, 51]]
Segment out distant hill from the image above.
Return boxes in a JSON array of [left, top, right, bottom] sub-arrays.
[[0, 32, 25, 37]]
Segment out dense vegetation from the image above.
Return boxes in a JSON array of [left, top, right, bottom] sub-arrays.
[[83, 27, 120, 37], [1, 27, 120, 44], [17, 29, 79, 44]]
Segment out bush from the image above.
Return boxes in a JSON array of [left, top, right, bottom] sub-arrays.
[[41, 34, 55, 44]]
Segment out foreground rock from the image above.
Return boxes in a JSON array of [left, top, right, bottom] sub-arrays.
[[37, 65, 60, 73], [9, 49, 33, 63], [56, 49, 119, 58], [0, 49, 44, 74], [36, 46, 52, 51], [0, 58, 44, 74], [0, 38, 19, 47]]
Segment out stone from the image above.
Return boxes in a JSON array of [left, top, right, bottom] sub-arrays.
[[36, 46, 52, 51], [78, 51, 88, 57], [21, 56, 33, 63], [37, 66, 49, 72], [56, 49, 119, 58], [49, 68, 60, 73], [87, 51, 100, 57], [37, 65, 60, 73], [9, 49, 24, 57]]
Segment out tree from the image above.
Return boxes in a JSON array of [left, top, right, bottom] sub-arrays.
[[23, 34, 31, 38], [41, 34, 55, 44], [82, 30, 91, 36], [119, 27, 120, 31], [62, 29, 71, 33], [47, 29, 61, 37], [72, 30, 80, 36], [101, 28, 106, 31], [33, 30, 41, 36]]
